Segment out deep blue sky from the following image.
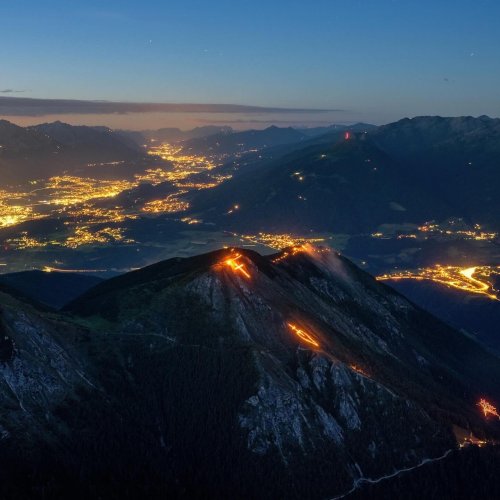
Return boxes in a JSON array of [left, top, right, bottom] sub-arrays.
[[1, 0, 500, 127]]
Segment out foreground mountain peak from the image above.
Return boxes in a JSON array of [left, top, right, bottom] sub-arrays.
[[2, 245, 499, 498]]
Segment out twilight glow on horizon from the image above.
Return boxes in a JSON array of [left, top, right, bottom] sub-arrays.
[[2, 0, 500, 129]]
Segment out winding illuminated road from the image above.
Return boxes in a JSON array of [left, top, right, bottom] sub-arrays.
[[377, 265, 500, 300]]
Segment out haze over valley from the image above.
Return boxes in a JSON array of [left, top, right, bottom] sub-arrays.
[[2, 1, 500, 498]]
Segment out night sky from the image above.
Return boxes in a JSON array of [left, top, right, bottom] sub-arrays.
[[2, 0, 499, 128]]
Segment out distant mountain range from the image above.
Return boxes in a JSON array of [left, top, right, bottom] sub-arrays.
[[0, 247, 499, 498], [188, 116, 500, 232], [180, 123, 376, 156], [0, 120, 143, 182], [118, 125, 234, 146], [181, 125, 309, 155], [118, 123, 376, 152]]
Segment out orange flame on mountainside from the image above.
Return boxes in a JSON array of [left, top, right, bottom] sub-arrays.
[[224, 253, 251, 278], [287, 322, 320, 348], [478, 398, 500, 419], [350, 364, 370, 377], [271, 245, 307, 263]]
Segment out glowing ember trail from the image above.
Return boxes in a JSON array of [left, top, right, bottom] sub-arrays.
[[477, 398, 500, 419], [287, 323, 320, 348], [224, 253, 251, 278], [272, 245, 307, 263], [350, 364, 370, 377]]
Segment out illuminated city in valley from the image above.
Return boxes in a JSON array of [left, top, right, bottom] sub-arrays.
[[142, 193, 191, 214], [371, 219, 498, 242], [377, 265, 500, 300], [3, 2, 500, 498], [229, 232, 327, 250], [0, 142, 232, 254], [0, 189, 43, 227]]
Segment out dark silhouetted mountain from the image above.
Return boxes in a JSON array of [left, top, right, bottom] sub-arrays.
[[0, 120, 144, 182], [181, 125, 309, 156], [372, 115, 500, 228], [152, 125, 233, 142], [2, 247, 493, 498], [382, 278, 500, 353], [30, 121, 141, 152], [0, 270, 102, 309], [0, 119, 56, 153], [118, 125, 234, 146], [188, 133, 448, 233], [188, 115, 500, 232], [297, 122, 376, 137]]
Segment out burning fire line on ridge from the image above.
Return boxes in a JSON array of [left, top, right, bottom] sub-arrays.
[[223, 252, 251, 278], [272, 245, 307, 263], [287, 322, 320, 348], [478, 398, 500, 420]]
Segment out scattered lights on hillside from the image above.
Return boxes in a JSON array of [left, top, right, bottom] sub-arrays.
[[287, 322, 320, 348], [478, 398, 500, 419], [180, 216, 202, 225], [272, 245, 307, 263], [291, 172, 305, 182], [372, 220, 498, 242], [226, 204, 240, 214], [377, 265, 500, 300], [272, 243, 331, 264], [418, 221, 497, 241]]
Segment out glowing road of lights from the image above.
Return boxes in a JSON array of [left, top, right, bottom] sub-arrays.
[[43, 266, 107, 273], [287, 323, 320, 348], [478, 398, 500, 419], [377, 265, 500, 300], [224, 253, 251, 278]]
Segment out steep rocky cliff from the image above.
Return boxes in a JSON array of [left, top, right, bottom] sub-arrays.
[[1, 246, 499, 498]]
